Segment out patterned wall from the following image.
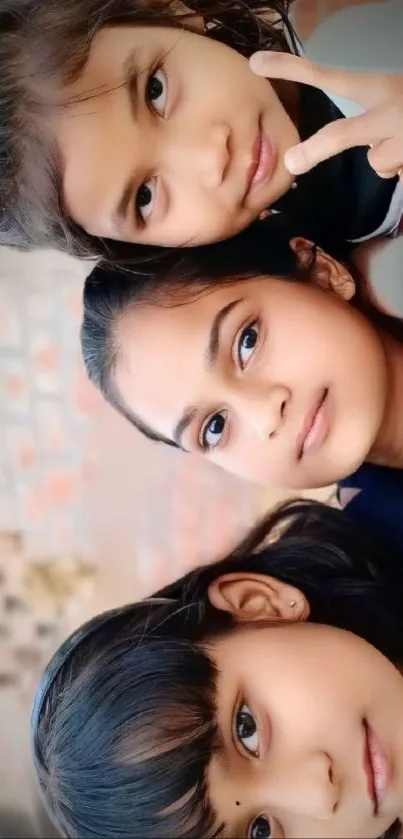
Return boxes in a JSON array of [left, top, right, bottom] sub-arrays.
[[0, 249, 92, 559]]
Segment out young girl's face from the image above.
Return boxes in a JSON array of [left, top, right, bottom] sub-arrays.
[[206, 620, 403, 837], [115, 248, 388, 488], [56, 25, 297, 246]]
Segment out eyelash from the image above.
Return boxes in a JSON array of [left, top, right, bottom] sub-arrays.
[[134, 61, 166, 228], [200, 319, 260, 453]]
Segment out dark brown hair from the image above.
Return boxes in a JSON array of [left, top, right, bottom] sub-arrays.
[[80, 212, 403, 447], [0, 0, 296, 255], [32, 499, 403, 838]]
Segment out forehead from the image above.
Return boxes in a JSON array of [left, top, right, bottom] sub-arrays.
[[115, 281, 248, 423], [210, 621, 339, 677], [205, 624, 342, 830], [118, 281, 247, 352], [207, 622, 372, 732], [56, 25, 178, 235], [65, 25, 173, 93]]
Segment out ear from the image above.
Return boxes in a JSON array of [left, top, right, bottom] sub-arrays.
[[208, 572, 310, 624], [290, 236, 355, 301]]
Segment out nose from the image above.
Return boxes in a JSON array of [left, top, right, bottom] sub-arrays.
[[254, 751, 338, 820], [164, 123, 230, 189], [199, 124, 230, 189], [242, 384, 290, 441]]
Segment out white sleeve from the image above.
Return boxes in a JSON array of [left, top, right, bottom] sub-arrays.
[[350, 182, 403, 243]]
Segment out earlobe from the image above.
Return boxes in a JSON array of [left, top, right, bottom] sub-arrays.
[[208, 572, 310, 624]]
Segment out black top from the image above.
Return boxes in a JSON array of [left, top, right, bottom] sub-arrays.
[[273, 84, 399, 242]]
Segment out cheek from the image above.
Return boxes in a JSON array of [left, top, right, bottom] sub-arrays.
[[185, 41, 251, 98], [262, 296, 323, 368], [323, 312, 386, 418], [269, 299, 377, 384], [161, 201, 250, 246], [167, 200, 227, 236], [213, 435, 290, 486], [60, 104, 132, 230]]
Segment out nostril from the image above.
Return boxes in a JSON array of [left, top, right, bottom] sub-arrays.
[[326, 753, 338, 814], [222, 131, 231, 181]]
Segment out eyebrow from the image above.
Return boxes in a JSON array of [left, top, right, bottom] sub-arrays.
[[111, 49, 142, 230], [205, 298, 243, 368], [172, 298, 244, 447]]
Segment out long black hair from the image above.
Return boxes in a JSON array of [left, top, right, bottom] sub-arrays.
[[32, 499, 403, 838], [81, 212, 403, 445], [0, 0, 297, 253]]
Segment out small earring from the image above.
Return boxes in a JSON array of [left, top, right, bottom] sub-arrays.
[[291, 180, 298, 190], [289, 599, 297, 609]]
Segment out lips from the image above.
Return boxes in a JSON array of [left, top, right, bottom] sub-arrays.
[[244, 120, 275, 200], [296, 388, 329, 460], [363, 720, 391, 814]]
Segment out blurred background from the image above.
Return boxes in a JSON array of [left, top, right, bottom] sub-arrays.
[[0, 1, 392, 835]]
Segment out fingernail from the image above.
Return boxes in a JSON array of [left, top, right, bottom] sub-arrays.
[[284, 147, 304, 175]]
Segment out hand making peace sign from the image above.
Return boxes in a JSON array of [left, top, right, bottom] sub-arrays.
[[250, 52, 403, 181]]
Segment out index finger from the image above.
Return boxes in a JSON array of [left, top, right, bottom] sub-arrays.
[[249, 52, 387, 109], [284, 108, 385, 174]]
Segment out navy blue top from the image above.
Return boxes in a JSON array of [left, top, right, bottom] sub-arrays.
[[340, 463, 403, 553]]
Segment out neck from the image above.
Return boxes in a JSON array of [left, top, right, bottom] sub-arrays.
[[369, 334, 403, 469]]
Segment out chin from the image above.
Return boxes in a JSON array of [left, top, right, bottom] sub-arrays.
[[328, 443, 372, 484]]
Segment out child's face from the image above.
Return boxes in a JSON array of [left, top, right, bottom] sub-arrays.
[[56, 25, 297, 246], [206, 621, 403, 837], [115, 263, 388, 489]]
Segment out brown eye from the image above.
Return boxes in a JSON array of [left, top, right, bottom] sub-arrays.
[[238, 321, 259, 369], [235, 704, 259, 755], [201, 411, 226, 451], [136, 180, 156, 222], [147, 73, 163, 100], [146, 68, 167, 113], [249, 815, 272, 839]]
